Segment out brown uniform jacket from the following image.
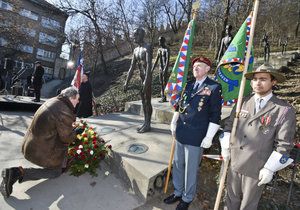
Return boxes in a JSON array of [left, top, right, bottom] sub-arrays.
[[224, 94, 296, 179], [22, 96, 76, 168]]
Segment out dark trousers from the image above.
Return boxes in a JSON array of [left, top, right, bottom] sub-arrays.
[[22, 168, 62, 182], [34, 87, 41, 100]]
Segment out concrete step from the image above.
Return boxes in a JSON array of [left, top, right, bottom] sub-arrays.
[[125, 98, 233, 124]]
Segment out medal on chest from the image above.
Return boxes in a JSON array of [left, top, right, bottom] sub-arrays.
[[259, 115, 271, 134]]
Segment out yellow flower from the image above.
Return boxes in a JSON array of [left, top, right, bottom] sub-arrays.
[[77, 134, 81, 139], [84, 137, 88, 141]]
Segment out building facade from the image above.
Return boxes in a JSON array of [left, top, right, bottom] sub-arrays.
[[0, 0, 68, 80]]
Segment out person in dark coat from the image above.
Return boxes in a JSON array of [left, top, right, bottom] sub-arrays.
[[77, 71, 93, 118], [32, 61, 44, 102], [163, 56, 222, 210], [0, 87, 80, 198]]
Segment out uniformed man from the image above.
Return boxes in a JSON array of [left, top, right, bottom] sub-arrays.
[[220, 63, 296, 210], [164, 56, 222, 210]]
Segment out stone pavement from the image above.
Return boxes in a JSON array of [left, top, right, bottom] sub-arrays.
[[0, 111, 203, 210]]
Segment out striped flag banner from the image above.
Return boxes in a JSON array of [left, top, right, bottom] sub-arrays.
[[216, 14, 254, 105], [165, 19, 196, 109]]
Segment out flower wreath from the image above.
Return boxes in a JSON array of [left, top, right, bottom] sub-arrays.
[[68, 120, 112, 176]]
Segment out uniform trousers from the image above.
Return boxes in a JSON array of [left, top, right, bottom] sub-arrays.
[[173, 140, 203, 203], [224, 166, 264, 210]]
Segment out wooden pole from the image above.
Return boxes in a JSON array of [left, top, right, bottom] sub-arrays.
[[213, 0, 260, 209], [164, 135, 176, 193]]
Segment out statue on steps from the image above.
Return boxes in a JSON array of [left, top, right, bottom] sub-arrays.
[[217, 24, 233, 63], [280, 38, 288, 55], [262, 32, 270, 63], [151, 36, 170, 103], [123, 27, 153, 133]]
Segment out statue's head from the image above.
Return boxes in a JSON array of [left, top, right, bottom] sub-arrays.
[[158, 36, 166, 46], [133, 28, 145, 44], [225, 25, 232, 34]]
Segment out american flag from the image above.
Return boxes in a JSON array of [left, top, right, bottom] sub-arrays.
[[71, 51, 84, 89]]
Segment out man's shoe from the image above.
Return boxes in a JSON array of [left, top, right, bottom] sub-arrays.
[[33, 99, 40, 102], [0, 167, 23, 198], [176, 200, 190, 210], [163, 194, 182, 204]]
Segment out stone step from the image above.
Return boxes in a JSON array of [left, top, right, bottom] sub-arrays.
[[125, 98, 233, 124]]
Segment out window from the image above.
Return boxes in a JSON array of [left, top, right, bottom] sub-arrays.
[[0, 37, 8, 46], [39, 32, 57, 46], [19, 9, 39, 21], [41, 17, 61, 30], [22, 27, 36, 37], [36, 48, 56, 62], [44, 67, 53, 75], [0, 0, 12, 11], [19, 44, 33, 54]]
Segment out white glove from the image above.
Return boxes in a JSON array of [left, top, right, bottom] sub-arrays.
[[258, 168, 274, 186], [219, 132, 231, 161], [257, 151, 294, 186], [200, 122, 220, 148], [170, 112, 179, 136]]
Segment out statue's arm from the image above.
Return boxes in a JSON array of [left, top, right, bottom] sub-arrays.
[[163, 48, 170, 73], [124, 54, 136, 90], [143, 47, 152, 87], [217, 39, 224, 62], [151, 50, 159, 74]]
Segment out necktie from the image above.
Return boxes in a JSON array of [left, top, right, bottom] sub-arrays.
[[194, 83, 199, 90], [256, 98, 264, 113]]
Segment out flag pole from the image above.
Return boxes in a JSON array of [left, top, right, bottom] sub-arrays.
[[213, 0, 260, 209], [163, 1, 200, 194]]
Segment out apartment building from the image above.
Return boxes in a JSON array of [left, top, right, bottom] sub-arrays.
[[0, 0, 68, 80]]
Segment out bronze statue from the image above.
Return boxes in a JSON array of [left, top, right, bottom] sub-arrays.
[[151, 36, 170, 103], [262, 32, 270, 62], [217, 25, 233, 63], [124, 28, 153, 133], [280, 38, 288, 55]]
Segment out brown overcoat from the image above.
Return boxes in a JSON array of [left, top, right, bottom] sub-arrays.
[[22, 96, 76, 168]]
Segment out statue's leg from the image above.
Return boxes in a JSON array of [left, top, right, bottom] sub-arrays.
[[159, 70, 166, 102], [137, 89, 146, 131], [138, 87, 152, 133]]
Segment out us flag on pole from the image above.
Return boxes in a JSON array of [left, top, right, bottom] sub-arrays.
[[164, 19, 195, 110], [71, 51, 84, 89]]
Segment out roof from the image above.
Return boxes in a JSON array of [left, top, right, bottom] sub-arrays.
[[26, 0, 68, 18]]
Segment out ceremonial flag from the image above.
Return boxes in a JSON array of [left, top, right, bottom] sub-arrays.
[[165, 19, 195, 109], [216, 14, 254, 105], [71, 51, 84, 89]]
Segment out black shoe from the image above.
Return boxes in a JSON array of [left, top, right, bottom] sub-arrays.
[[163, 194, 182, 204], [33, 99, 40, 102], [0, 167, 23, 198], [176, 200, 190, 210]]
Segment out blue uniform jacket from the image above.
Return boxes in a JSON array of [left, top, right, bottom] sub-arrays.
[[175, 77, 222, 147]]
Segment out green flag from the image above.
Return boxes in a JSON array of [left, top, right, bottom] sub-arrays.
[[216, 14, 254, 105]]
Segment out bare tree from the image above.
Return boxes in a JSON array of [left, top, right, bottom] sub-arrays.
[[162, 0, 185, 33], [56, 0, 110, 74]]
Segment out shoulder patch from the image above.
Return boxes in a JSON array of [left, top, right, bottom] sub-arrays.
[[279, 154, 289, 164]]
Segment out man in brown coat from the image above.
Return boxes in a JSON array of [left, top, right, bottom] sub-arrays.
[[220, 63, 296, 210], [0, 87, 80, 198]]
